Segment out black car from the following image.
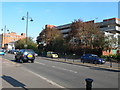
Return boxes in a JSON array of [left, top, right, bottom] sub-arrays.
[[15, 49, 36, 63], [81, 54, 105, 64]]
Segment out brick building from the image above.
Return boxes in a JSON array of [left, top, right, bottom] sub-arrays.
[[0, 32, 25, 50]]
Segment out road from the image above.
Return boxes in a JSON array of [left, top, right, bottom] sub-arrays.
[[2, 53, 119, 89]]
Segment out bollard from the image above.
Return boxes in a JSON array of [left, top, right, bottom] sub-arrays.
[[108, 56, 112, 67], [95, 60, 97, 66], [109, 58, 112, 67], [73, 54, 75, 62], [65, 53, 67, 61], [85, 78, 93, 90]]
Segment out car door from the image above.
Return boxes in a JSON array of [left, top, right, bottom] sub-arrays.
[[89, 56, 95, 62], [86, 55, 91, 62]]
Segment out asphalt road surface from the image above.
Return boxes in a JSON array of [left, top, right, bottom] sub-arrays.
[[2, 53, 119, 89]]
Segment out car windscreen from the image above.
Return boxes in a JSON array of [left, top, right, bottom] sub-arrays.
[[52, 52, 58, 54], [91, 55, 99, 58], [25, 50, 35, 53]]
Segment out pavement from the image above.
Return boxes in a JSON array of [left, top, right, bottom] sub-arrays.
[[1, 57, 66, 89], [40, 57, 120, 72]]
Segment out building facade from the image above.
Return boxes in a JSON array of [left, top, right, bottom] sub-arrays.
[[99, 18, 120, 49], [0, 32, 26, 50], [55, 18, 120, 49]]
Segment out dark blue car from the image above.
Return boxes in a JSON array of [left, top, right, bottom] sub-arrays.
[[81, 54, 105, 64]]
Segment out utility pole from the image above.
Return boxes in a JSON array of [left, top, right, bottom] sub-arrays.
[[22, 12, 33, 48], [1, 25, 9, 48]]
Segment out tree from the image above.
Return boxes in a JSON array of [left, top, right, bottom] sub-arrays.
[[67, 19, 106, 55], [37, 26, 65, 53], [15, 37, 37, 51], [105, 34, 118, 50]]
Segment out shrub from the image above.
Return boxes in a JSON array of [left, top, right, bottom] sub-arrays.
[[116, 53, 120, 62], [100, 54, 118, 62], [108, 54, 117, 59]]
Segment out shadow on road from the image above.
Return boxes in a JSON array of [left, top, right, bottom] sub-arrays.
[[2, 75, 28, 90], [89, 67, 120, 72], [11, 60, 31, 64]]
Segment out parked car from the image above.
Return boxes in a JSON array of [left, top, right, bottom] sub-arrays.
[[9, 49, 17, 54], [0, 49, 5, 55], [13, 50, 19, 54], [47, 51, 58, 58], [15, 49, 36, 63], [8, 49, 15, 54], [81, 54, 105, 64]]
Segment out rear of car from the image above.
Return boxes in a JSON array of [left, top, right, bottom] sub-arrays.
[[15, 49, 35, 63], [47, 51, 58, 58]]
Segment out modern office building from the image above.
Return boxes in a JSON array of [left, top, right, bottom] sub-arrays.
[[0, 32, 25, 50]]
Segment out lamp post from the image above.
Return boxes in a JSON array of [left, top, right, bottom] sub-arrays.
[[22, 12, 33, 48], [1, 25, 9, 49]]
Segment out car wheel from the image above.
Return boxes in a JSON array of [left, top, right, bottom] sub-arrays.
[[31, 59, 34, 63], [51, 55, 53, 58], [93, 60, 97, 64], [15, 58, 18, 62], [15, 56, 18, 62], [81, 59, 83, 62], [19, 58, 23, 63], [81, 59, 84, 63]]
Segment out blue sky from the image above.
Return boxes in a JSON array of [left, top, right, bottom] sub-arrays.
[[1, 2, 118, 40]]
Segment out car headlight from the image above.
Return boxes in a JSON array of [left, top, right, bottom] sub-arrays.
[[24, 52, 28, 55]]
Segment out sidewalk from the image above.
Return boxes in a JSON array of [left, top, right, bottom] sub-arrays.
[[40, 57, 120, 72], [1, 57, 64, 89]]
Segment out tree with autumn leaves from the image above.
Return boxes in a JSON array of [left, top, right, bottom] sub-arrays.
[[66, 19, 106, 55], [37, 26, 66, 55]]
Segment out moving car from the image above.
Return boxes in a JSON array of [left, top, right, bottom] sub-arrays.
[[81, 54, 105, 64], [0, 49, 5, 55], [15, 49, 36, 63], [47, 51, 58, 58]]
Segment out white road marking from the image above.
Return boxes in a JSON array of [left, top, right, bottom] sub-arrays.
[[35, 61, 45, 65], [52, 66, 78, 73], [23, 68, 65, 88]]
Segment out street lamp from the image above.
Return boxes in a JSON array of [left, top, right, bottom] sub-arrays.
[[22, 12, 33, 48], [1, 25, 9, 48]]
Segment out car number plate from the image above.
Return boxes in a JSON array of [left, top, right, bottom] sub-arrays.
[[28, 55, 33, 57]]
